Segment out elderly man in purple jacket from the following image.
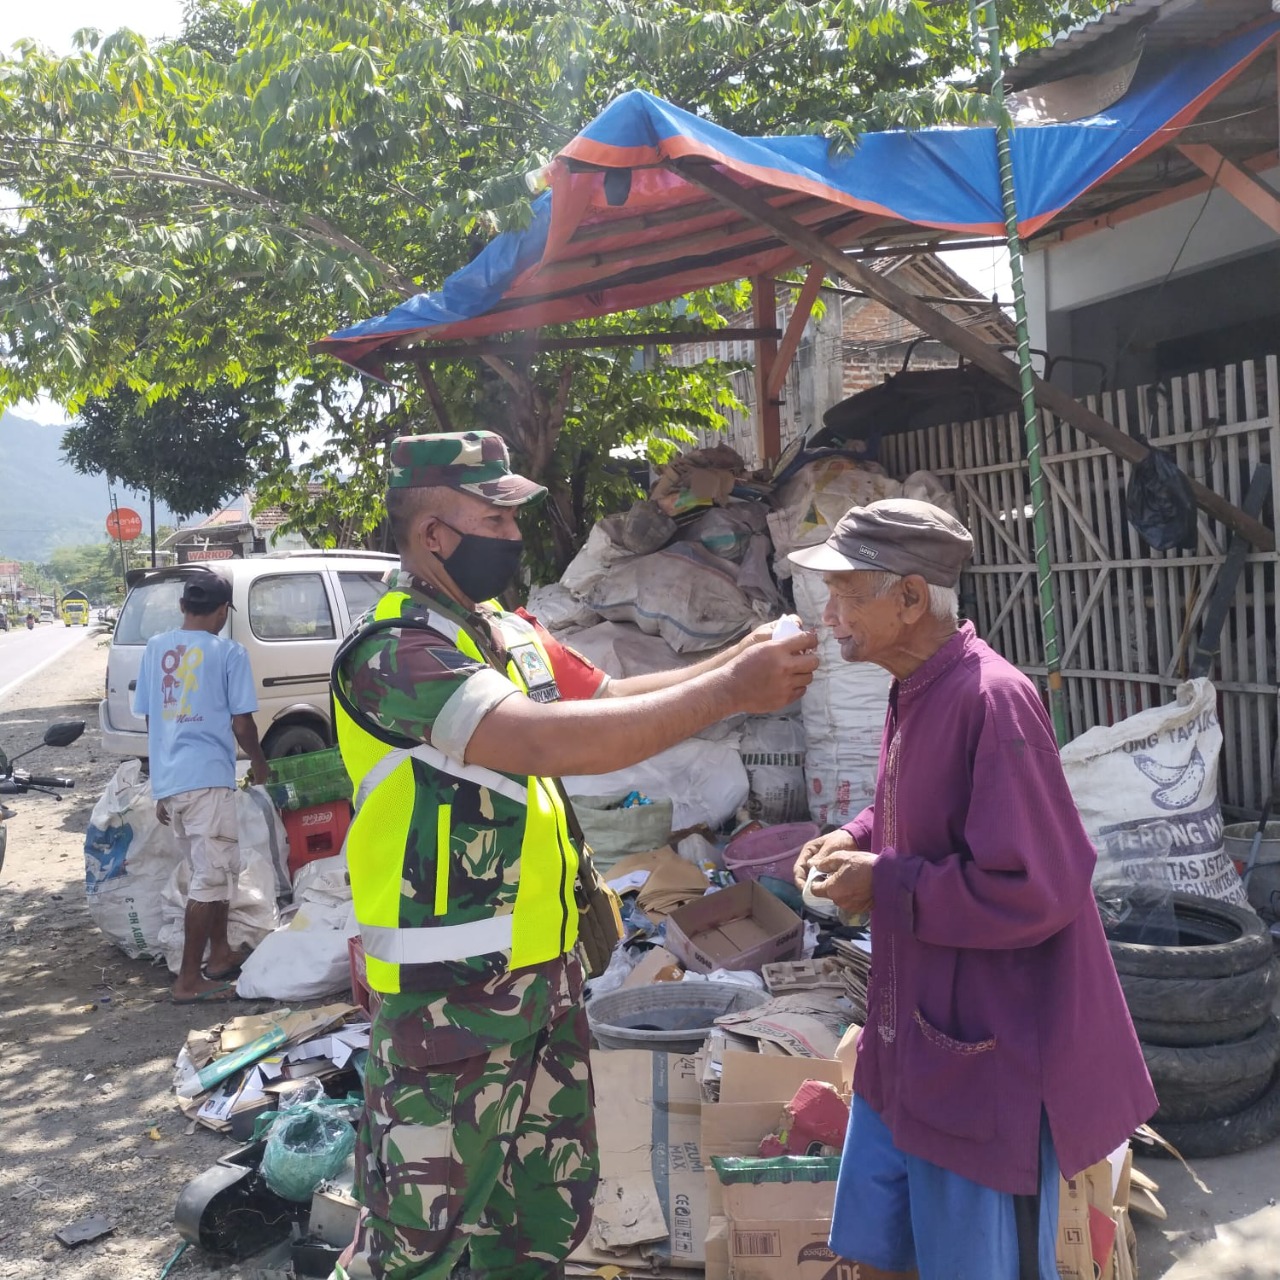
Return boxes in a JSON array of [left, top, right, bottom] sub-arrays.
[[791, 498, 1155, 1280]]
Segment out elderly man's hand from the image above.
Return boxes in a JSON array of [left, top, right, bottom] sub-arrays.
[[808, 847, 876, 916], [793, 828, 857, 890]]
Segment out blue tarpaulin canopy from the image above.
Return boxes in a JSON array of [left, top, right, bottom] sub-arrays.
[[314, 17, 1279, 376]]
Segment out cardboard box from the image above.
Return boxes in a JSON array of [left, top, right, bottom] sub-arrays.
[[705, 1215, 730, 1280], [701, 1052, 844, 1217], [622, 946, 684, 988], [719, 1173, 837, 1223], [727, 1218, 838, 1280], [666, 881, 803, 974], [1057, 1161, 1118, 1280], [571, 1050, 706, 1270]]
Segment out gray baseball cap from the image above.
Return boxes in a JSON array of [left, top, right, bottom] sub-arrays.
[[788, 498, 973, 587]]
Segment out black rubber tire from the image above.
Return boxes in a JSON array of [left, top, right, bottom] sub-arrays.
[[1119, 961, 1276, 1022], [1153, 1069, 1275, 1123], [1133, 1004, 1272, 1047], [263, 722, 330, 759], [1147, 1068, 1280, 1158], [1107, 893, 1270, 979], [1142, 1017, 1280, 1087]]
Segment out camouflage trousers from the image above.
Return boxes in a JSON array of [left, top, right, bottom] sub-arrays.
[[335, 1003, 598, 1280]]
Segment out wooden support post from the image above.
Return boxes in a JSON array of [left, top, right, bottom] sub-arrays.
[[1176, 144, 1280, 235], [678, 161, 1274, 551], [766, 264, 826, 400], [752, 275, 782, 464]]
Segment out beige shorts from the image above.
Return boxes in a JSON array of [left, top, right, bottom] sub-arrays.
[[167, 787, 241, 903]]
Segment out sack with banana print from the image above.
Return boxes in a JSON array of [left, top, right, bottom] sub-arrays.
[[1062, 677, 1248, 909]]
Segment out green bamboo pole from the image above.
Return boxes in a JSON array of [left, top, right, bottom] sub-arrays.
[[972, 0, 1070, 746]]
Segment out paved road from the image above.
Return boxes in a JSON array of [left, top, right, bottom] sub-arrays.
[[0, 623, 97, 704]]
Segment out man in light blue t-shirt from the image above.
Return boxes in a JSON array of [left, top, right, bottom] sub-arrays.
[[133, 571, 270, 1004]]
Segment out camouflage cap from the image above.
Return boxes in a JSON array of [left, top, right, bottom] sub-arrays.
[[388, 430, 546, 506]]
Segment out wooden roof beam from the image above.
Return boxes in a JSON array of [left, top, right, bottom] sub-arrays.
[[1052, 149, 1277, 244], [395, 327, 782, 362], [566, 190, 814, 244], [535, 196, 849, 287], [765, 263, 826, 399], [1176, 142, 1280, 234], [675, 159, 1274, 551]]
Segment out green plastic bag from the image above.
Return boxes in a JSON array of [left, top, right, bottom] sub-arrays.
[[259, 1083, 357, 1202]]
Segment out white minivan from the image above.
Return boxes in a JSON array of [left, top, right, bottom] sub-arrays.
[[99, 551, 398, 760]]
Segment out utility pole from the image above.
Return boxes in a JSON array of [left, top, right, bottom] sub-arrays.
[[970, 0, 1070, 746]]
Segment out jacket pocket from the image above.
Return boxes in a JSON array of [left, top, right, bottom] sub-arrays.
[[900, 1008, 998, 1142]]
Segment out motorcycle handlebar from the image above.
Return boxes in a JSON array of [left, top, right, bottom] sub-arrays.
[[25, 774, 75, 788]]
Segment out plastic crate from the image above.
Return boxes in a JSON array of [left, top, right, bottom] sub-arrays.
[[347, 935, 382, 1018], [282, 801, 352, 879], [267, 747, 353, 811]]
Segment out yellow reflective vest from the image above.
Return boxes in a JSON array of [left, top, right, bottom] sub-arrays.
[[332, 590, 580, 995]]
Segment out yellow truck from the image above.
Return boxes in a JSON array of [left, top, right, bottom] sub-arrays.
[[61, 590, 91, 627]]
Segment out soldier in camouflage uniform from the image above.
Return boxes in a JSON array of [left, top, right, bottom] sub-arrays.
[[332, 430, 817, 1280]]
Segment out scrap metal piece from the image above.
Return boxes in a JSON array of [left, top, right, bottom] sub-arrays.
[[54, 1215, 115, 1248]]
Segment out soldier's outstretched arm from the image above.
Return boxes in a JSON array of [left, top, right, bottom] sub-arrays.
[[600, 621, 777, 698], [465, 629, 817, 777]]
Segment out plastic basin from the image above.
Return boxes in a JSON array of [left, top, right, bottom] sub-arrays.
[[1223, 822, 1280, 871], [587, 981, 769, 1054], [724, 822, 820, 884]]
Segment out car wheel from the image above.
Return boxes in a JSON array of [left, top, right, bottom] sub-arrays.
[[264, 723, 329, 759]]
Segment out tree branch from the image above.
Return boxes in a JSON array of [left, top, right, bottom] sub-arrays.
[[104, 164, 419, 297]]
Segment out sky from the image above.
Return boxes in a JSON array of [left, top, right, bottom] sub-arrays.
[[0, 0, 182, 57], [3, 1, 184, 423], [2, 0, 1014, 426]]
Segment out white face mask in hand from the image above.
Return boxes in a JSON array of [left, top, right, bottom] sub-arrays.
[[772, 615, 803, 639], [803, 864, 843, 920]]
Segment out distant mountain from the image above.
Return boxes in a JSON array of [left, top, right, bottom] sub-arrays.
[[0, 411, 180, 562]]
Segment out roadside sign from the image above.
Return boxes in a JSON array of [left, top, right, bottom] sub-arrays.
[[106, 508, 143, 541], [177, 545, 240, 563]]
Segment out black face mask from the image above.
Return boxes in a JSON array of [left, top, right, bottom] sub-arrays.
[[437, 521, 524, 603]]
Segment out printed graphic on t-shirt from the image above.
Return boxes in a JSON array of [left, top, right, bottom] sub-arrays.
[[160, 644, 204, 722]]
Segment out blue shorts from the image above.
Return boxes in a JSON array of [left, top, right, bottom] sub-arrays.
[[830, 1096, 1060, 1280]]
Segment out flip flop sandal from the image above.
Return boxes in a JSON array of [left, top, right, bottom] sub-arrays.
[[203, 962, 244, 981], [172, 982, 238, 1005]]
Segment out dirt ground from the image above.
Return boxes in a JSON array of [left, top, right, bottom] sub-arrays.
[[0, 634, 279, 1280], [2, 635, 1279, 1279]]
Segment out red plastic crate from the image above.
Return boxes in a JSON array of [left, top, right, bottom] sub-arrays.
[[282, 801, 352, 880], [347, 934, 382, 1018]]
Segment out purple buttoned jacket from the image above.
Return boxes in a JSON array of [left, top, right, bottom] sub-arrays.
[[845, 623, 1156, 1195]]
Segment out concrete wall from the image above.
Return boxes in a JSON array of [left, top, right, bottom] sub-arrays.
[[1025, 166, 1280, 393]]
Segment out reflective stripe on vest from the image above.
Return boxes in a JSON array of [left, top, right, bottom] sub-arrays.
[[354, 740, 528, 812], [334, 589, 578, 995], [361, 915, 515, 966]]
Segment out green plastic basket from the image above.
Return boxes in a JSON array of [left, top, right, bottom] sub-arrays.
[[267, 747, 353, 811], [710, 1156, 842, 1185]]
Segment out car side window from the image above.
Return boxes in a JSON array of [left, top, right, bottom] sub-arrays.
[[248, 573, 336, 641], [337, 571, 387, 627]]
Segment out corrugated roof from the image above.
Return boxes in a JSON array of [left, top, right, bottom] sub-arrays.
[[1009, 0, 1269, 88]]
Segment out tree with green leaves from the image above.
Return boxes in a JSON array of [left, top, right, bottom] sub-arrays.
[[39, 539, 156, 601], [64, 382, 257, 518], [0, 0, 1101, 575]]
